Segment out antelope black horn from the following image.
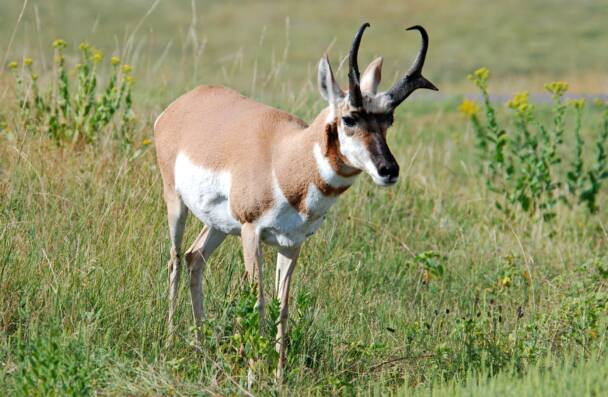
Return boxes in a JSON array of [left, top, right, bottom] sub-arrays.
[[348, 22, 370, 108], [385, 25, 438, 109]]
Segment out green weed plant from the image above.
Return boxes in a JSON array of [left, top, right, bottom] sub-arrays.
[[7, 40, 135, 149], [461, 68, 608, 219]]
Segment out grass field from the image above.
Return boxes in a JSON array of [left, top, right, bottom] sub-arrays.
[[1, 0, 608, 395]]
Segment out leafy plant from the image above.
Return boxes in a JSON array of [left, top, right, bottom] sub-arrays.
[[7, 39, 135, 149], [408, 250, 446, 284], [7, 334, 109, 397], [187, 285, 334, 388], [462, 68, 608, 218]]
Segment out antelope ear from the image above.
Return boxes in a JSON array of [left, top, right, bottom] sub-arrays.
[[360, 56, 383, 95], [318, 55, 345, 105]]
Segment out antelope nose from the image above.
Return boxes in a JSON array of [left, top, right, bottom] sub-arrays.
[[378, 162, 399, 179]]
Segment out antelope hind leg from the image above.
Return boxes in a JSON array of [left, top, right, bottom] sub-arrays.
[[185, 225, 226, 347]]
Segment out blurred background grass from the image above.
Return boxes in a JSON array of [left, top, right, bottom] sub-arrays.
[[2, 0, 608, 100]]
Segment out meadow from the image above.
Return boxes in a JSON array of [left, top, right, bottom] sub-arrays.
[[1, 0, 607, 395]]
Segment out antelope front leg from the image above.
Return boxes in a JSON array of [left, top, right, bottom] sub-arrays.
[[275, 245, 300, 381], [241, 223, 265, 332]]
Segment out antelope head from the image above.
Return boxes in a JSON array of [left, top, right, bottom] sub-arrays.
[[318, 23, 438, 186]]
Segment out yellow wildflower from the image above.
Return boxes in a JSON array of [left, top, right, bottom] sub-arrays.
[[519, 104, 532, 113], [122, 64, 132, 74], [459, 99, 480, 117], [507, 91, 534, 114], [545, 81, 569, 97], [92, 50, 103, 63], [567, 98, 585, 110], [467, 67, 490, 89], [111, 56, 120, 66], [8, 61, 18, 70], [142, 138, 152, 146], [23, 57, 33, 66], [472, 67, 489, 81], [52, 39, 66, 49], [508, 91, 529, 109]]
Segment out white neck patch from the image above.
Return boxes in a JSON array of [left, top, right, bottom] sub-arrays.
[[313, 143, 358, 188]]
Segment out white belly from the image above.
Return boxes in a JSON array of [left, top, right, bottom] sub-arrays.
[[174, 152, 338, 247], [174, 153, 242, 235], [258, 176, 336, 247]]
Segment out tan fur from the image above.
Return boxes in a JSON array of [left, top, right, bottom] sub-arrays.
[[155, 85, 358, 222]]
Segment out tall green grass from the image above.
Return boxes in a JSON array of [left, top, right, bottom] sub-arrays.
[[2, 95, 607, 394], [406, 353, 608, 396]]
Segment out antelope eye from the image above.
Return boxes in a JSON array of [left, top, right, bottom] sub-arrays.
[[341, 116, 355, 127]]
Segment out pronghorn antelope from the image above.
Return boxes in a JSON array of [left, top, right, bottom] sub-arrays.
[[154, 22, 437, 377]]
